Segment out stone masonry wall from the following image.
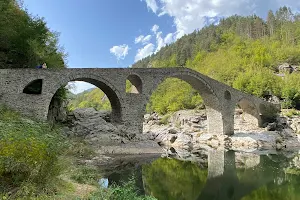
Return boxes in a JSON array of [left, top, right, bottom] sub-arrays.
[[0, 68, 280, 135]]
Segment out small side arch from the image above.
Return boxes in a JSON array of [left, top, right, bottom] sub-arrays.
[[224, 90, 231, 100], [126, 74, 143, 94], [23, 79, 43, 94]]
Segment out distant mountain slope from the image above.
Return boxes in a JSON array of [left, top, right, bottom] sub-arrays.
[[132, 6, 300, 112], [68, 88, 111, 111], [68, 7, 300, 113]]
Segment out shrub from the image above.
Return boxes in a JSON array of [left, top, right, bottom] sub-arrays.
[[159, 114, 170, 125], [88, 179, 157, 200], [285, 109, 300, 117], [0, 106, 67, 197], [70, 166, 101, 185], [233, 68, 282, 98], [281, 73, 300, 109]]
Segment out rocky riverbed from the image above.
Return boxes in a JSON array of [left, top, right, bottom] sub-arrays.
[[144, 109, 300, 152], [64, 108, 300, 158], [64, 108, 163, 155]]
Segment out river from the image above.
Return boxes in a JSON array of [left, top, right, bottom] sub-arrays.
[[97, 150, 300, 200]]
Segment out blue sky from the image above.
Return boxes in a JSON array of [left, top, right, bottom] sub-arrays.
[[23, 0, 174, 68], [23, 0, 300, 93]]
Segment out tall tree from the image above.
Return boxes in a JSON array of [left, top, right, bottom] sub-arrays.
[[0, 0, 66, 69], [267, 10, 276, 36]]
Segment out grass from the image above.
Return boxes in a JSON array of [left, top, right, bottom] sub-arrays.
[[88, 179, 157, 200], [0, 104, 157, 200], [284, 109, 300, 117], [159, 114, 171, 125]]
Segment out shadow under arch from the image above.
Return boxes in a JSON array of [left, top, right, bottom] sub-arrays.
[[47, 76, 123, 124], [235, 98, 262, 128], [23, 79, 43, 94], [145, 69, 224, 135]]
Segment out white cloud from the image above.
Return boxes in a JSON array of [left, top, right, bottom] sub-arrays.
[[151, 24, 159, 33], [143, 35, 152, 43], [144, 0, 300, 40], [135, 34, 152, 44], [136, 0, 300, 61], [143, 0, 158, 13], [164, 33, 174, 44], [135, 43, 155, 62], [155, 32, 175, 52], [155, 31, 165, 52], [109, 44, 129, 60], [135, 35, 144, 44]]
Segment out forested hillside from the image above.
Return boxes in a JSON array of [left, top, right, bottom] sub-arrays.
[[70, 7, 300, 114], [132, 6, 300, 113], [0, 0, 66, 68], [68, 88, 111, 111]]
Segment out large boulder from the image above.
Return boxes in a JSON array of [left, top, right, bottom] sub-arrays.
[[70, 108, 110, 122], [278, 63, 294, 74], [66, 108, 132, 147], [235, 152, 260, 168], [172, 133, 193, 149], [291, 118, 300, 134], [292, 65, 299, 72]]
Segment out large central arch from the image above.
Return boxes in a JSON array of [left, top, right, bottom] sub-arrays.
[[144, 70, 224, 135], [46, 75, 123, 124]]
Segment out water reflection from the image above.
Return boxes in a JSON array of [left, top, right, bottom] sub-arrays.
[[101, 150, 300, 200], [98, 178, 108, 188]]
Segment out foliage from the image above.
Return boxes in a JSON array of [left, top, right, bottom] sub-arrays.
[[65, 138, 96, 159], [68, 88, 111, 111], [0, 0, 68, 121], [0, 105, 67, 198], [241, 174, 300, 200], [142, 158, 207, 200], [70, 165, 101, 186], [159, 114, 171, 125], [233, 68, 282, 97], [88, 179, 157, 200], [130, 7, 300, 113], [284, 109, 300, 117], [0, 0, 66, 69], [147, 78, 203, 114], [281, 73, 300, 109], [69, 7, 300, 113], [0, 105, 155, 199]]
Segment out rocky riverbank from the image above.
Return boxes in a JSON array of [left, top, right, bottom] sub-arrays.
[[64, 108, 163, 155], [64, 108, 300, 158], [144, 109, 300, 152]]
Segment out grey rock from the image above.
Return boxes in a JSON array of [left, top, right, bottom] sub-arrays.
[[278, 63, 294, 73], [266, 122, 277, 131], [168, 128, 178, 134], [191, 116, 201, 123], [291, 118, 300, 134]]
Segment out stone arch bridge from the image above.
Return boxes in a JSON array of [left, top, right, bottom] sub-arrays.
[[0, 68, 280, 135]]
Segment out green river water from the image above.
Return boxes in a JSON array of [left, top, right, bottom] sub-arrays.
[[99, 150, 300, 200]]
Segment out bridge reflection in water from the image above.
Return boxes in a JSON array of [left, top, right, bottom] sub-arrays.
[[198, 150, 278, 200], [103, 150, 300, 200]]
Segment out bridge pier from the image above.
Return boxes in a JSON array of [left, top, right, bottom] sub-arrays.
[[121, 94, 145, 134], [207, 149, 225, 178], [207, 150, 236, 178], [221, 102, 235, 136]]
